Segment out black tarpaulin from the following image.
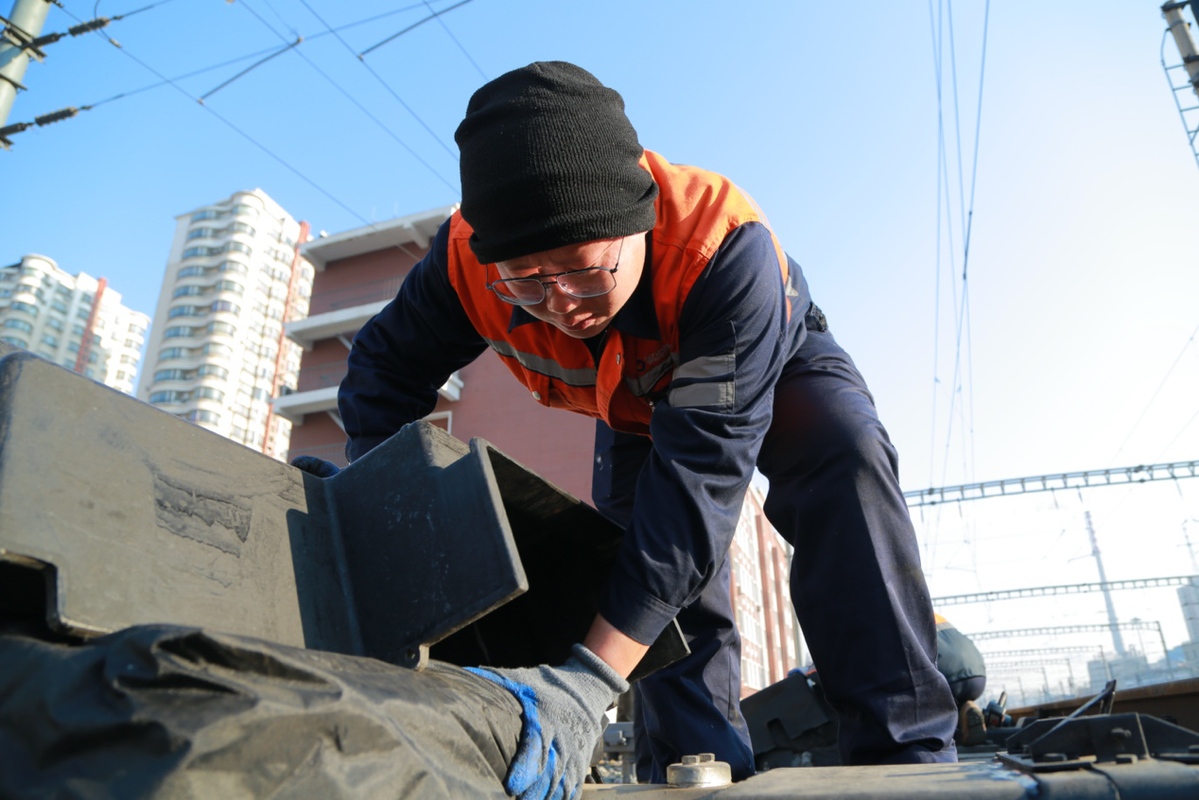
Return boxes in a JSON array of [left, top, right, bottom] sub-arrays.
[[0, 624, 522, 799]]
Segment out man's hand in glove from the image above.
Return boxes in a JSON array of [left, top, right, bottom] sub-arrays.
[[467, 644, 629, 800], [290, 455, 341, 478]]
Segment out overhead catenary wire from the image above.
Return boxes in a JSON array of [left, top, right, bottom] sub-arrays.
[[28, 3, 468, 120], [54, 3, 377, 228], [295, 0, 460, 160], [359, 0, 475, 58], [1109, 319, 1199, 467], [198, 37, 301, 102], [927, 1, 990, 492], [922, 0, 991, 581], [231, 0, 458, 190], [422, 0, 487, 80]]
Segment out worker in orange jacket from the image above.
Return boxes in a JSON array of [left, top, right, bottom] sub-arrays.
[[934, 613, 988, 745], [325, 61, 959, 799]]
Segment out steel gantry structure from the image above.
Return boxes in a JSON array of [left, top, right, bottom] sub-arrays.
[[933, 575, 1199, 607], [904, 459, 1199, 507]]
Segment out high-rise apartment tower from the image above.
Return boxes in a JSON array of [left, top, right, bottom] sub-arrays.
[[0, 253, 149, 394], [138, 189, 313, 460]]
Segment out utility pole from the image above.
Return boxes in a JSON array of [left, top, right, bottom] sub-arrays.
[[1086, 511, 1126, 657], [1164, 2, 1199, 96], [0, 0, 53, 130], [1163, 2, 1199, 172]]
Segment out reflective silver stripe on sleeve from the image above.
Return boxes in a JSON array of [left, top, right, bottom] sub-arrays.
[[624, 355, 677, 396], [485, 338, 597, 386], [673, 353, 734, 382], [668, 353, 735, 408]]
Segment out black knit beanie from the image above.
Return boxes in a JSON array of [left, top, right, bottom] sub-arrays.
[[454, 61, 658, 264]]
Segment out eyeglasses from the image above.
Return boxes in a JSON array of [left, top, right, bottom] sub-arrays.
[[487, 238, 624, 306]]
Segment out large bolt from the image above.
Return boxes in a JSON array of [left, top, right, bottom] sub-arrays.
[[666, 753, 732, 788]]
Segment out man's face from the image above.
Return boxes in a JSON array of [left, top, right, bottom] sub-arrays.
[[493, 233, 645, 339]]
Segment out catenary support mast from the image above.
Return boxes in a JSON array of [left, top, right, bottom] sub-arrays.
[[0, 0, 53, 132]]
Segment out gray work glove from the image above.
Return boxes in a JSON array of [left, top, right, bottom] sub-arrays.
[[467, 644, 629, 800], [290, 454, 341, 478]]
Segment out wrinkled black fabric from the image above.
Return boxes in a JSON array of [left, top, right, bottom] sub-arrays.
[[0, 624, 522, 799]]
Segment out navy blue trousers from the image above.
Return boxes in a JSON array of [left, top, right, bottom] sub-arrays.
[[593, 322, 958, 779]]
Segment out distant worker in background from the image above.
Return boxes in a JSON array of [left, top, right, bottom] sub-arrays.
[[318, 61, 959, 799], [934, 613, 989, 746]]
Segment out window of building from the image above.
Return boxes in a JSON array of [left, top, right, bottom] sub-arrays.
[[14, 284, 44, 302], [76, 308, 90, 320], [10, 301, 38, 317], [229, 222, 256, 236], [157, 348, 185, 360], [40, 334, 58, 348], [208, 321, 236, 336], [72, 324, 85, 336], [186, 228, 213, 240], [154, 369, 190, 382], [211, 301, 240, 314], [1, 336, 27, 348], [178, 265, 205, 278], [231, 204, 258, 218], [194, 387, 225, 402], [173, 285, 205, 298], [129, 323, 146, 337], [50, 300, 67, 314], [67, 341, 80, 353], [168, 305, 203, 319], [202, 342, 232, 357], [191, 210, 217, 222], [163, 326, 193, 339], [0, 289, 10, 298], [214, 280, 244, 295], [4, 319, 33, 334], [116, 370, 126, 380], [45, 317, 63, 331], [197, 364, 229, 379], [187, 409, 221, 424], [219, 261, 249, 275], [84, 368, 94, 378], [227, 241, 252, 256], [122, 353, 139, 364]]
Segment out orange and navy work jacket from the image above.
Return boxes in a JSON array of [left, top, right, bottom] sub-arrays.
[[340, 150, 811, 644]]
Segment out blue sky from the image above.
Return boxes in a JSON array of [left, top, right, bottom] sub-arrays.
[[5, 1, 1199, 692]]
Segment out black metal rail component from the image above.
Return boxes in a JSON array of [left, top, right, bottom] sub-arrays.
[[0, 350, 685, 679], [999, 680, 1199, 787]]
